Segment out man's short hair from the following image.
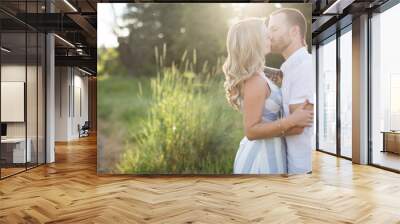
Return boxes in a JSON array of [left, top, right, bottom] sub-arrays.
[[270, 8, 307, 39]]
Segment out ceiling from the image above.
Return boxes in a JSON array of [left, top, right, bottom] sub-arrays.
[[311, 0, 391, 43], [0, 0, 99, 74]]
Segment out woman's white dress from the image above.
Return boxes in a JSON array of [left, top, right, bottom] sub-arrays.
[[233, 74, 287, 174]]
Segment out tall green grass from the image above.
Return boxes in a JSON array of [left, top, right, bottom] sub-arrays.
[[117, 47, 243, 174]]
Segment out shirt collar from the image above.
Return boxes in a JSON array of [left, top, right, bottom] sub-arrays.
[[280, 47, 308, 73]]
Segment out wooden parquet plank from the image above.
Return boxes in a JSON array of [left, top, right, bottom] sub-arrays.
[[0, 135, 400, 223]]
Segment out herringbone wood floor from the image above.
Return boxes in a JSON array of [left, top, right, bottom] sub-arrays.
[[1, 135, 400, 224]]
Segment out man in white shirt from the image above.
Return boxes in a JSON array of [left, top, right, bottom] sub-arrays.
[[267, 8, 315, 174]]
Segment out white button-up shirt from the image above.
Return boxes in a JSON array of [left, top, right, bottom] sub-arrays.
[[280, 47, 315, 174]]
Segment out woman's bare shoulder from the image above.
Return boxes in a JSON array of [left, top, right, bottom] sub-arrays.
[[243, 74, 269, 97], [244, 74, 265, 87]]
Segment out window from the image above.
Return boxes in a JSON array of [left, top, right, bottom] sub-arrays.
[[0, 1, 47, 179], [371, 2, 400, 171], [317, 36, 337, 155], [340, 28, 352, 158]]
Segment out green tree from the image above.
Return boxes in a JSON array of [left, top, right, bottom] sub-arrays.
[[117, 3, 231, 76], [116, 3, 312, 76], [98, 47, 127, 77]]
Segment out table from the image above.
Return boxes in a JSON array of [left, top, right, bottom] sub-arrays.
[[381, 131, 400, 154], [1, 138, 31, 163]]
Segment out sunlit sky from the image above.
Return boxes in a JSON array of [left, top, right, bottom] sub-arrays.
[[97, 3, 284, 48], [98, 3, 127, 48]]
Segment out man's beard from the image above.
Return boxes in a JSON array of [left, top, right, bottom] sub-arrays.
[[271, 38, 291, 54]]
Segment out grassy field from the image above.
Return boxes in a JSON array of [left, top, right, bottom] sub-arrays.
[[97, 74, 153, 173], [98, 74, 152, 138], [98, 49, 244, 174]]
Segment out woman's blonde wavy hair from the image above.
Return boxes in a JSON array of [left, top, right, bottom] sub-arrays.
[[222, 17, 268, 111]]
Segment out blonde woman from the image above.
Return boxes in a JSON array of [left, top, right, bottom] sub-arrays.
[[222, 18, 313, 174]]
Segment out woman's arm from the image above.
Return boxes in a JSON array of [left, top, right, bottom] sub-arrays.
[[283, 102, 313, 136], [285, 127, 305, 136], [242, 75, 312, 140]]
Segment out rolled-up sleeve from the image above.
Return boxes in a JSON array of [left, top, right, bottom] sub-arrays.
[[288, 60, 315, 105]]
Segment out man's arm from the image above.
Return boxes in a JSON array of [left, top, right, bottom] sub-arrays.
[[287, 59, 315, 119], [284, 101, 313, 136]]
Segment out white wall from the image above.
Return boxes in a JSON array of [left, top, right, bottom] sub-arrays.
[[1, 82, 25, 122], [55, 67, 69, 141], [1, 63, 46, 164], [1, 65, 26, 135], [55, 67, 89, 141], [1, 65, 40, 137], [72, 72, 89, 138]]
